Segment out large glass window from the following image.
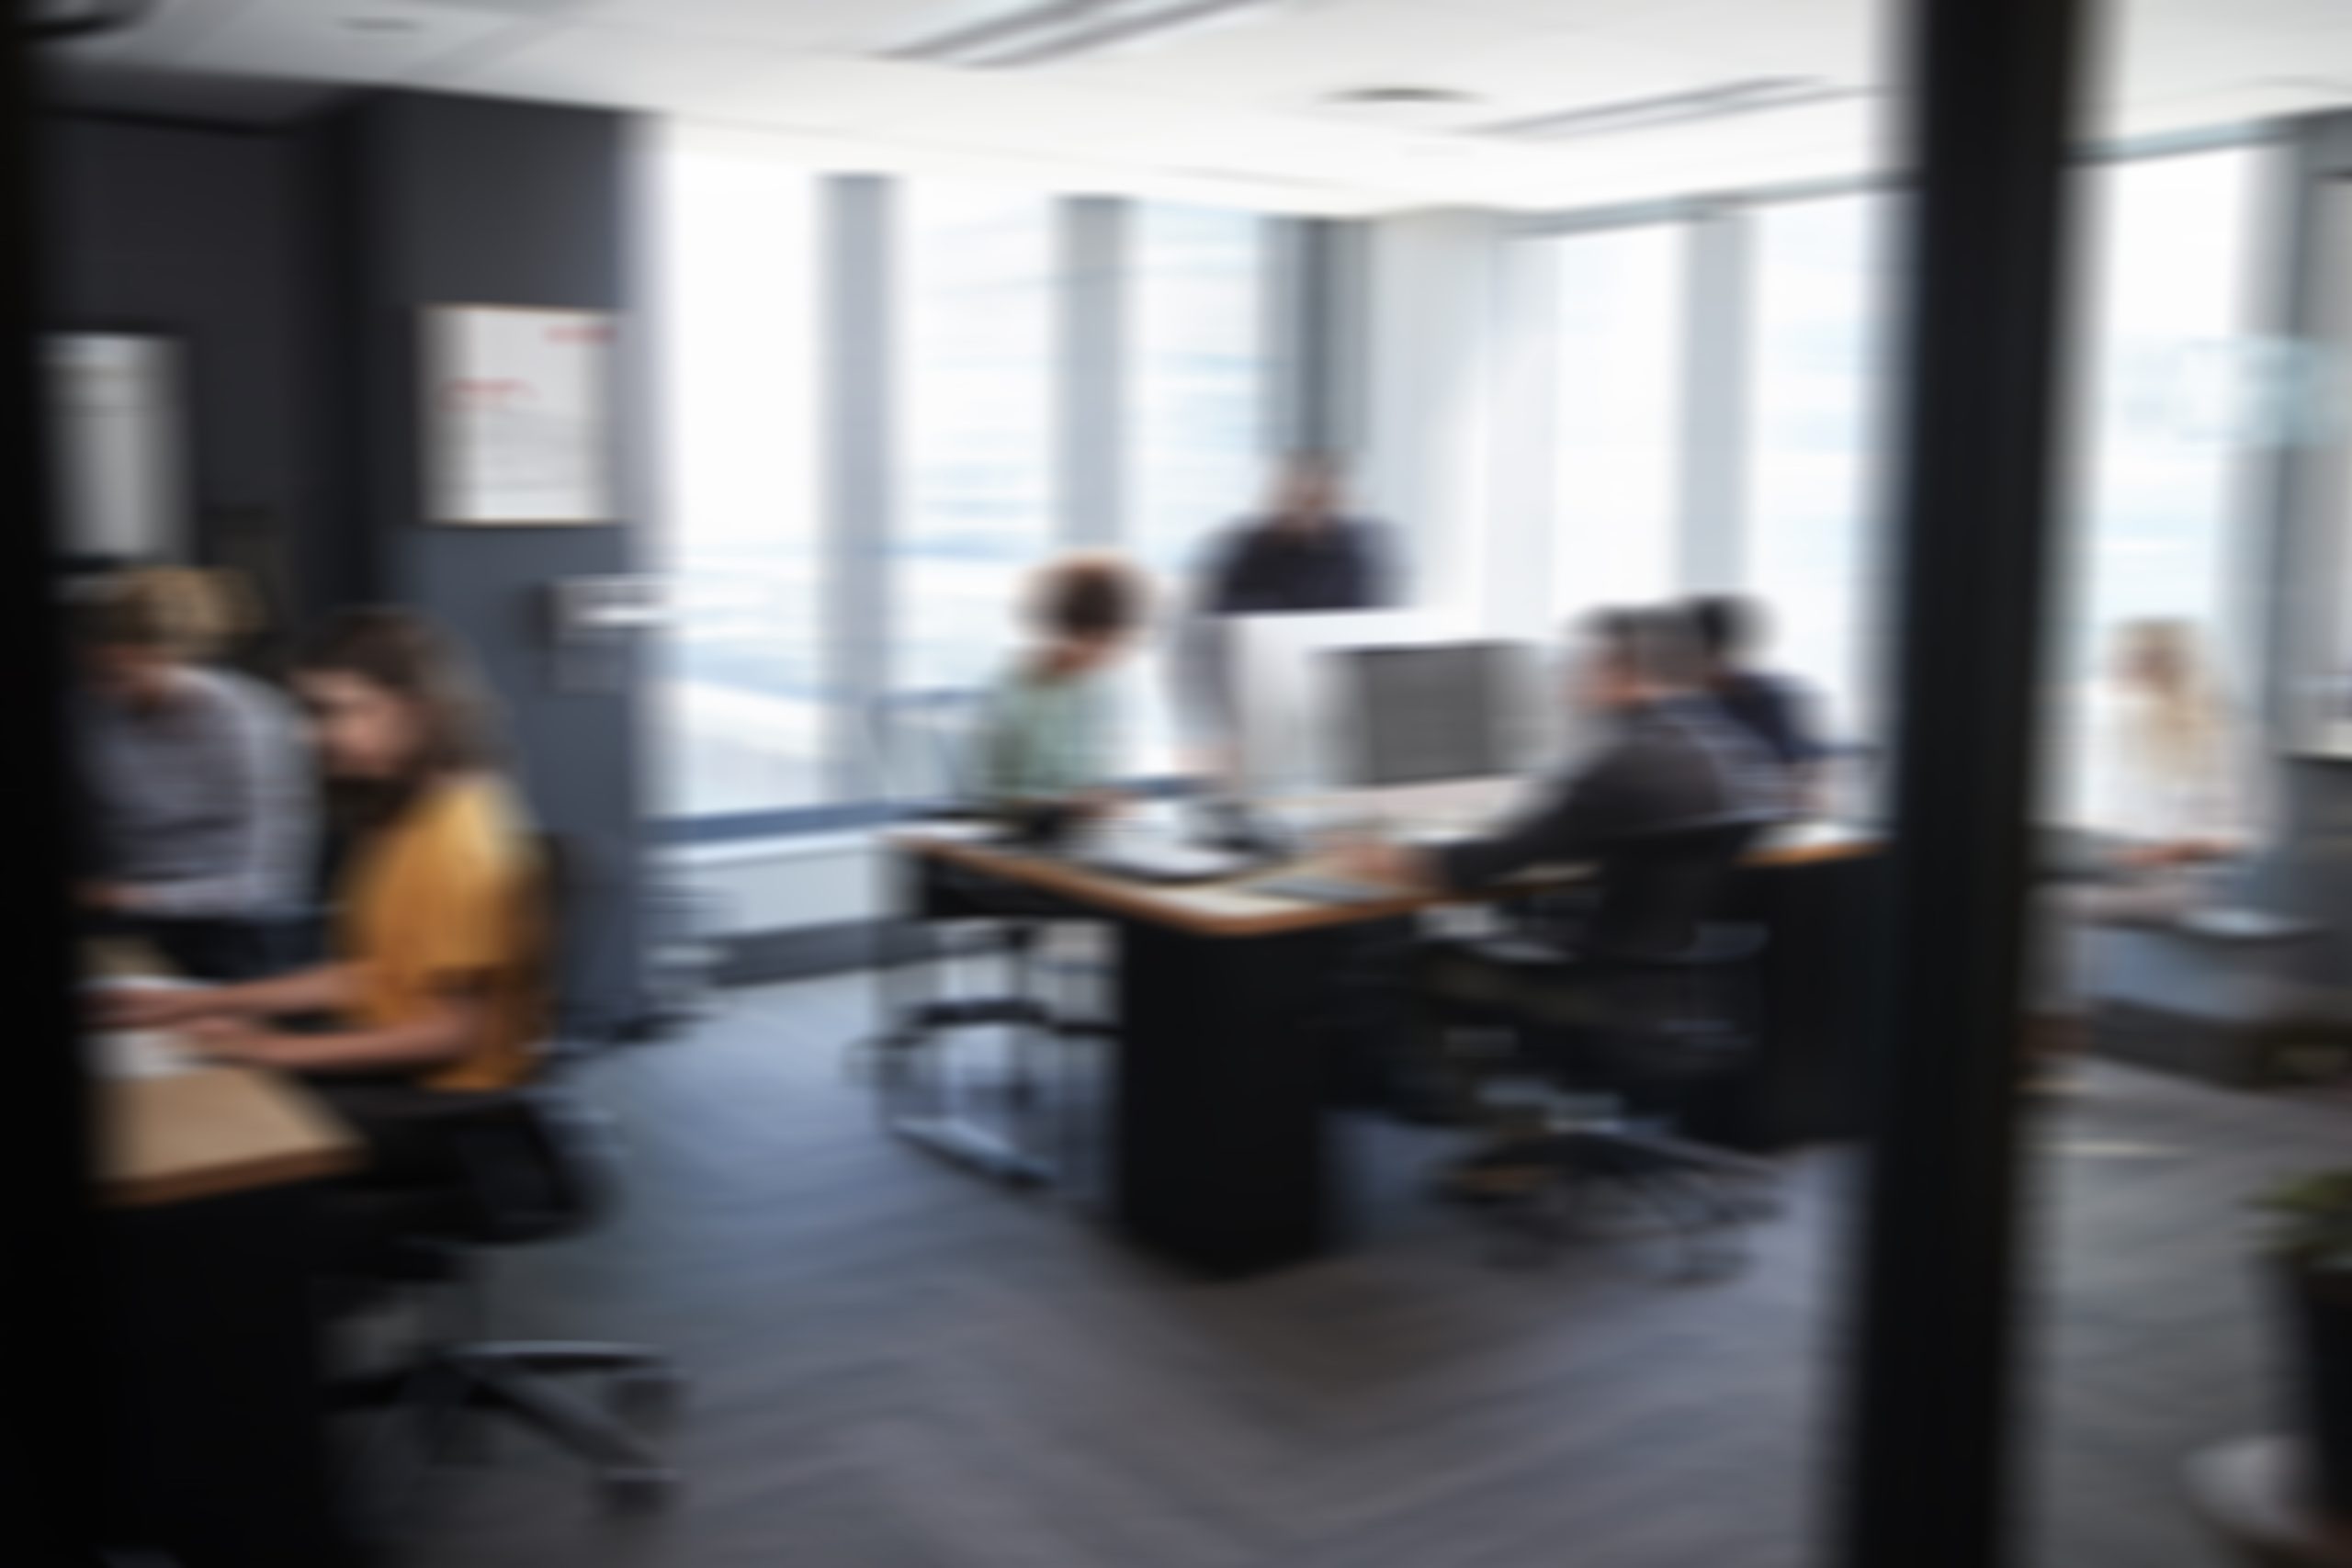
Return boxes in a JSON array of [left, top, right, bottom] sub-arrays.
[[897, 183, 1058, 697], [648, 130, 824, 819], [1547, 224, 1689, 626], [1126, 201, 1268, 772], [1744, 193, 1893, 748], [2048, 146, 2262, 828]]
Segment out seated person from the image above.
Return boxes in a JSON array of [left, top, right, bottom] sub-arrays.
[[1689, 592, 1826, 817], [1336, 604, 1781, 901], [97, 608, 548, 1180], [1329, 606, 1780, 1171], [74, 566, 317, 981], [2026, 616, 2265, 1090], [976, 552, 1148, 841]]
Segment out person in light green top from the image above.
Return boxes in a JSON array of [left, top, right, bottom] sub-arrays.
[[976, 553, 1148, 829]]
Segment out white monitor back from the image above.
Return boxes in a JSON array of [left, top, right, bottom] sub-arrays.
[[1230, 609, 1569, 797]]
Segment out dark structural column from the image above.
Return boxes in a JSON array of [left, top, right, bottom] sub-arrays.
[[0, 17, 99, 1562], [1838, 0, 2088, 1563]]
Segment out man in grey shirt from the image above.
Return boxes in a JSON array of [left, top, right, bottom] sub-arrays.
[[74, 569, 316, 980], [1340, 605, 1782, 899], [1329, 605, 1781, 1130]]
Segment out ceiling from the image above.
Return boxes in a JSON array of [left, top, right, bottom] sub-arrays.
[[41, 0, 2352, 215]]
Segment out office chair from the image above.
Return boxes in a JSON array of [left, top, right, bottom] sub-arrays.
[[1419, 818, 1780, 1279], [326, 833, 684, 1510], [854, 689, 1104, 1187]]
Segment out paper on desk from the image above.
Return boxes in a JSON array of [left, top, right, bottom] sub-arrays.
[[88, 1029, 198, 1079]]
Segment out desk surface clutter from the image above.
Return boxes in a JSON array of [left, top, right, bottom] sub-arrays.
[[896, 818, 1881, 940], [83, 942, 361, 1207]]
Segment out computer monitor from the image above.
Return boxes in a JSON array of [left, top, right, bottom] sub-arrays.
[[1227, 609, 1462, 798], [1333, 641, 1533, 787]]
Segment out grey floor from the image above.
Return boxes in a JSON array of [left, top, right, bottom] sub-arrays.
[[360, 971, 2345, 1567]]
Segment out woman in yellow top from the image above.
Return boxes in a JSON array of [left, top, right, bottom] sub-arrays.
[[101, 608, 547, 1101]]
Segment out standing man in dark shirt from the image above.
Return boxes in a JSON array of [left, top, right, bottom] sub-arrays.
[[1689, 593, 1826, 814], [1179, 451, 1395, 771], [1204, 451, 1390, 614]]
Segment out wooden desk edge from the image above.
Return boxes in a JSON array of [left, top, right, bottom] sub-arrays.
[[101, 1144, 363, 1209], [98, 1065, 365, 1209], [899, 827, 1883, 940]]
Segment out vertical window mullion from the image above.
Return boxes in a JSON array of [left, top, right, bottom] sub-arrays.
[[821, 174, 895, 804], [1679, 206, 1752, 595]]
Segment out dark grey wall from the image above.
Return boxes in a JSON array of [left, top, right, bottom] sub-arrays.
[[40, 114, 324, 651], [328, 91, 648, 1035]]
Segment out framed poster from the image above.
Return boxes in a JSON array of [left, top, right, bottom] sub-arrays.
[[424, 304, 616, 525]]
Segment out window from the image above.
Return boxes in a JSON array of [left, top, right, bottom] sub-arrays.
[[2049, 146, 2262, 828], [897, 183, 1058, 698], [1546, 224, 1689, 626], [648, 130, 824, 819], [1744, 193, 1894, 745], [1126, 201, 1269, 771]]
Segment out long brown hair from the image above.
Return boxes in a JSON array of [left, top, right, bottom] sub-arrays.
[[300, 607, 503, 831]]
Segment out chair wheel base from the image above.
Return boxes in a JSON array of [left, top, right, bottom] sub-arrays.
[[608, 1368, 687, 1427], [600, 1464, 681, 1510]]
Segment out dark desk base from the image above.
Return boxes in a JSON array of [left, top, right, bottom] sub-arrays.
[[100, 1183, 362, 1568], [1688, 850, 1885, 1151], [1115, 919, 1370, 1276], [900, 846, 1880, 1279]]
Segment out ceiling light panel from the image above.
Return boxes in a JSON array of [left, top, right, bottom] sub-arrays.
[[881, 0, 1286, 69], [1480, 76, 1867, 141]]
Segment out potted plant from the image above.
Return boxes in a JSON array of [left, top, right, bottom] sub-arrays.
[[2255, 1169, 2352, 1518]]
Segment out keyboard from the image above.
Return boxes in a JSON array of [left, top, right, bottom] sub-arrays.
[[1074, 838, 1262, 885], [1250, 871, 1398, 906]]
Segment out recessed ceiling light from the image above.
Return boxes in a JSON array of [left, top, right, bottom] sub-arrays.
[[1317, 85, 1485, 128], [1323, 86, 1478, 108]]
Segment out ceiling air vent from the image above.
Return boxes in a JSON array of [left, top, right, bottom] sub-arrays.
[[1479, 77, 1868, 141]]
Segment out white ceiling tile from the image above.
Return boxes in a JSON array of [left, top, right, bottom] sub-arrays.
[[2096, 8, 2345, 106], [46, 0, 259, 68], [2128, 0, 2352, 35], [426, 28, 969, 130], [179, 0, 533, 83], [1582, 0, 1885, 85], [565, 0, 924, 51]]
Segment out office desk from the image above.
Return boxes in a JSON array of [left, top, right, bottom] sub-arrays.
[[890, 820, 1883, 1276], [100, 1063, 357, 1206], [87, 967, 367, 1567]]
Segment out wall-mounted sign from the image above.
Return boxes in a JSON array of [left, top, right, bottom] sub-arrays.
[[424, 304, 616, 525], [46, 333, 187, 560]]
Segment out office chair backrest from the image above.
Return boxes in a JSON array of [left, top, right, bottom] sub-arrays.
[[866, 689, 989, 818], [435, 828, 618, 1244], [441, 1084, 614, 1244], [1584, 816, 1768, 962]]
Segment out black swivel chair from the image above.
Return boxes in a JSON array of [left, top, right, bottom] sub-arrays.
[[1419, 818, 1780, 1277], [327, 833, 683, 1511], [856, 690, 1110, 1190]]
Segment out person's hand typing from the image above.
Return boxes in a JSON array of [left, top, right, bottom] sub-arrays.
[[180, 1017, 292, 1067], [90, 985, 205, 1032], [1329, 835, 1425, 889], [1075, 788, 1128, 821]]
